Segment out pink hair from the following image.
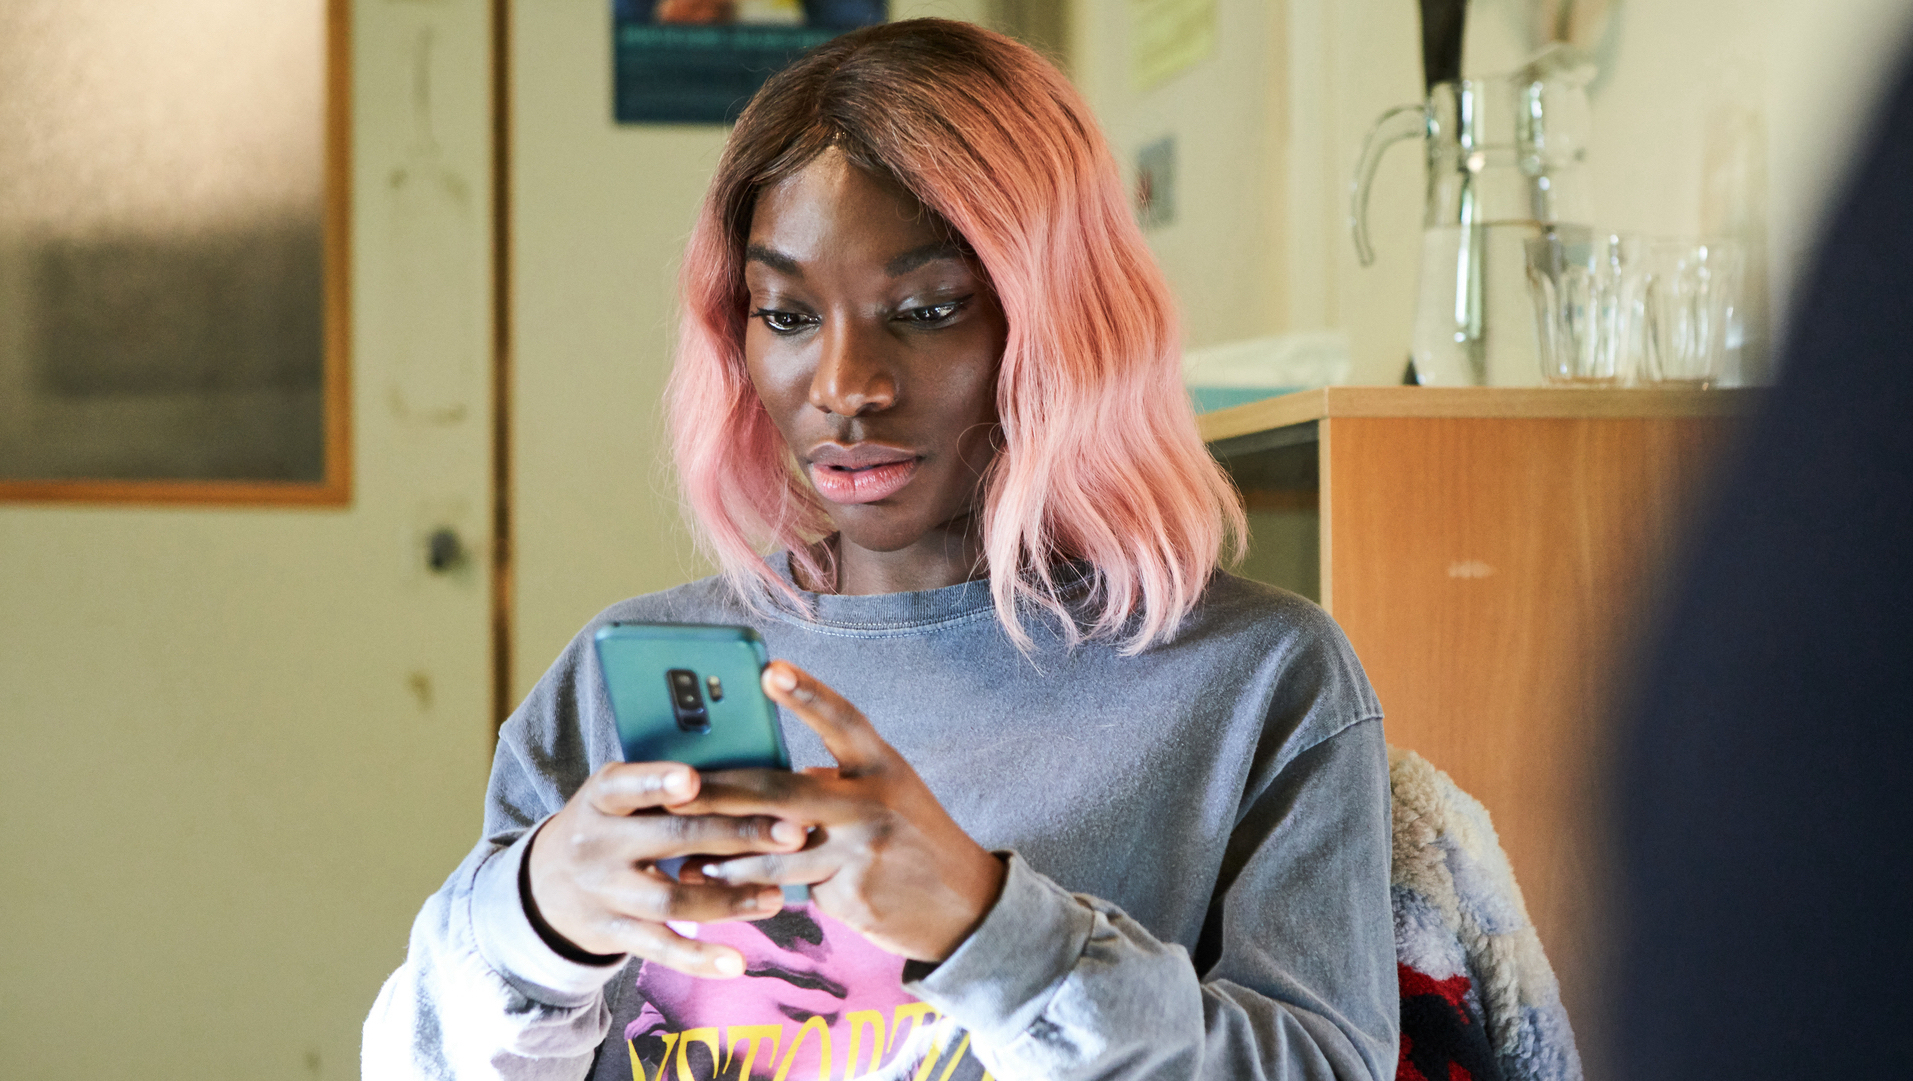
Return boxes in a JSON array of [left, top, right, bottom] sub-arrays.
[[667, 18, 1245, 653]]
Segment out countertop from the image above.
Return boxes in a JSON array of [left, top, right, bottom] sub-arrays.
[[1198, 386, 1763, 447]]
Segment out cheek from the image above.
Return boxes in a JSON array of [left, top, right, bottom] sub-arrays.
[[962, 305, 1008, 425], [961, 362, 999, 423], [744, 338, 809, 425], [940, 352, 1002, 478], [950, 338, 1003, 428]]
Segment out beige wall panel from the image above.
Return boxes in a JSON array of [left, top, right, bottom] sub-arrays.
[[1329, 0, 1913, 384], [1070, 0, 1913, 384], [0, 1, 496, 1077], [1068, 0, 1290, 351], [509, 0, 719, 702]]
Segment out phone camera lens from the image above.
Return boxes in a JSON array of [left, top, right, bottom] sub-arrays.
[[663, 668, 710, 732]]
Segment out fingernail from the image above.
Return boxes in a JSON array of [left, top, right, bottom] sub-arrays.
[[760, 888, 784, 911], [663, 769, 691, 794], [715, 953, 744, 977], [772, 820, 804, 846], [770, 666, 797, 692]]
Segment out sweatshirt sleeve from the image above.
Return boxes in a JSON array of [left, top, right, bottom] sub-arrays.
[[363, 634, 630, 1080], [905, 717, 1397, 1081], [361, 828, 629, 1080]]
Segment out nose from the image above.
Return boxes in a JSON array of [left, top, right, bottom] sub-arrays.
[[807, 318, 896, 417]]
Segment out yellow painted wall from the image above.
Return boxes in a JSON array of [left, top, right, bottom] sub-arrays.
[[0, 2, 497, 1077]]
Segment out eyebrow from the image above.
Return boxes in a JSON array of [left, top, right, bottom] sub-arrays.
[[744, 243, 803, 277], [743, 240, 969, 279], [884, 241, 967, 277]]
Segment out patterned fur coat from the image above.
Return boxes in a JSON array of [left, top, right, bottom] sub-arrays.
[[1390, 748, 1584, 1081]]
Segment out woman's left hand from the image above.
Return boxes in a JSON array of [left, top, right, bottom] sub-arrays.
[[670, 660, 1006, 962]]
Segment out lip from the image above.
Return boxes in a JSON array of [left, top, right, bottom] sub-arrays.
[[806, 442, 921, 505], [743, 963, 849, 999]]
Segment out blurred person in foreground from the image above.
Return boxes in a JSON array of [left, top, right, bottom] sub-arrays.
[[1614, 41, 1913, 1081]]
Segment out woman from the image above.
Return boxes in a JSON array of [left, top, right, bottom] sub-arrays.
[[366, 19, 1395, 1081]]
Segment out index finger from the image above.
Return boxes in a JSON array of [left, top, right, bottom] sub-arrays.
[[584, 761, 699, 816], [762, 662, 894, 777], [673, 768, 846, 821]]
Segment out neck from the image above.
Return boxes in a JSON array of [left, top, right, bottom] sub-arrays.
[[805, 519, 986, 595]]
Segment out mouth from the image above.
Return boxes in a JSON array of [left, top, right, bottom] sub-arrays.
[[806, 444, 921, 505], [743, 964, 849, 999]]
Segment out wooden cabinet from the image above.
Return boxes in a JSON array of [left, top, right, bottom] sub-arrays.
[[1202, 387, 1755, 1060]]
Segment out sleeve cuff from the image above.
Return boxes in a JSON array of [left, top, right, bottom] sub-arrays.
[[902, 852, 1095, 1046], [469, 822, 629, 1005]]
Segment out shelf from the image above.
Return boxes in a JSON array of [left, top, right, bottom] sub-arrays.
[[1199, 385, 1763, 448]]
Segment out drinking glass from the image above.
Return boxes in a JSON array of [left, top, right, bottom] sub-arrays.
[[1527, 229, 1634, 385], [1633, 239, 1743, 388]]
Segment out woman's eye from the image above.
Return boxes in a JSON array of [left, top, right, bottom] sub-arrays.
[[751, 308, 812, 334], [902, 299, 965, 325]]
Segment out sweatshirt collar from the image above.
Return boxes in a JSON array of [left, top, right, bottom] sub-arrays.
[[766, 551, 1000, 634]]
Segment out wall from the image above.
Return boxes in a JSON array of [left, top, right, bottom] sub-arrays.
[[509, 1, 724, 702], [1067, 0, 1290, 351], [0, 2, 497, 1077]]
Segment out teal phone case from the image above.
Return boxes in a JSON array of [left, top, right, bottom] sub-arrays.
[[593, 622, 792, 773], [595, 623, 807, 904]]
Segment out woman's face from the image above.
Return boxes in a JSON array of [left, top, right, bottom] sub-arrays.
[[742, 150, 1006, 574]]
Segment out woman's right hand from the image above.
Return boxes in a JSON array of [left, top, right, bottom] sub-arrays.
[[526, 761, 808, 977]]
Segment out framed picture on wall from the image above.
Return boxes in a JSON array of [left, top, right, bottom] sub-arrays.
[[613, 0, 887, 125], [0, 0, 350, 506]]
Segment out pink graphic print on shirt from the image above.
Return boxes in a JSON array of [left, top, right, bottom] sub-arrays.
[[623, 903, 986, 1081]]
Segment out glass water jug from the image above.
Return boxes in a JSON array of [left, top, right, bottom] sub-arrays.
[[1351, 54, 1596, 386]]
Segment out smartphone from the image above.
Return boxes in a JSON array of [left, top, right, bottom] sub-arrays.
[[596, 616, 807, 903], [593, 622, 807, 904], [593, 622, 792, 772]]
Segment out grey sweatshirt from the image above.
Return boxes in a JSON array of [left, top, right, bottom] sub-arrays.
[[364, 562, 1398, 1081]]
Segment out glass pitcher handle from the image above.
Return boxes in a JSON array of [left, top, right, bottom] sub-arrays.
[[1350, 103, 1429, 267]]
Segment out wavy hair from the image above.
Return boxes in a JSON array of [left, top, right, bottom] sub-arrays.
[[668, 18, 1244, 653]]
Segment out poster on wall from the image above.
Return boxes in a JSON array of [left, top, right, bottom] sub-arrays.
[[614, 0, 887, 124]]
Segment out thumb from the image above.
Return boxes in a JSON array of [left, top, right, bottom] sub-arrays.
[[584, 761, 699, 815]]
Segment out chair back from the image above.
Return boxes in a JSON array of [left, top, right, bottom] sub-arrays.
[[1390, 747, 1584, 1081]]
